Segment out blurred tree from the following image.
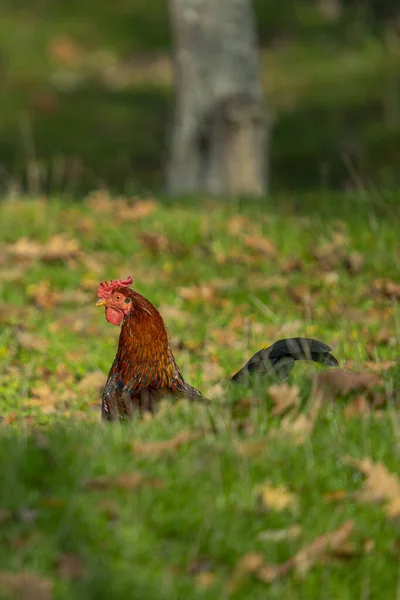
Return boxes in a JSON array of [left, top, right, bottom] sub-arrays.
[[166, 0, 267, 197]]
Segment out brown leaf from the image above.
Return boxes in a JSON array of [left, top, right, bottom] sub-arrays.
[[256, 520, 354, 583], [372, 278, 400, 300], [8, 234, 80, 263], [361, 360, 396, 373], [289, 284, 315, 305], [26, 280, 61, 310], [138, 232, 171, 254], [0, 571, 52, 600], [257, 524, 302, 542], [0, 509, 11, 525], [193, 572, 215, 589], [344, 395, 370, 418], [0, 266, 27, 282], [323, 489, 348, 502], [57, 554, 84, 580], [256, 483, 298, 512], [235, 439, 265, 457], [117, 199, 157, 221], [281, 257, 304, 273], [202, 360, 224, 383], [343, 251, 364, 274], [178, 283, 215, 303], [48, 35, 83, 66], [278, 413, 316, 445], [16, 330, 49, 352], [312, 242, 341, 270], [243, 234, 277, 257], [344, 457, 400, 518], [85, 472, 164, 491], [316, 369, 380, 397], [132, 430, 204, 456], [43, 234, 81, 262], [213, 328, 240, 348], [8, 238, 43, 261], [268, 383, 300, 417], [227, 215, 254, 235], [77, 372, 106, 393], [26, 384, 57, 412], [228, 553, 264, 594]]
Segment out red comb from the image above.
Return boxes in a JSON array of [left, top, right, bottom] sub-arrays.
[[97, 276, 133, 300]]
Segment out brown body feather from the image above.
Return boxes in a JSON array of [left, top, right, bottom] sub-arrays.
[[101, 289, 203, 420]]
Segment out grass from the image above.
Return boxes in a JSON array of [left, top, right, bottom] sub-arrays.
[[1, 2, 400, 193], [0, 192, 399, 598]]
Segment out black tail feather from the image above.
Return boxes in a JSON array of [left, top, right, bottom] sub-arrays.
[[231, 337, 338, 383]]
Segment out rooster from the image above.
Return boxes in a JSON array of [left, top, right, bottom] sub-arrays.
[[96, 276, 338, 421]]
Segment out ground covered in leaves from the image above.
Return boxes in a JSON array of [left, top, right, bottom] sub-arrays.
[[0, 192, 399, 599]]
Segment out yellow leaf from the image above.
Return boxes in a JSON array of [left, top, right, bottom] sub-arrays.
[[256, 482, 298, 512], [344, 457, 400, 518]]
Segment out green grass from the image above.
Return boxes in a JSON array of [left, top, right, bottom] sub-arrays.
[[1, 1, 400, 193], [0, 192, 399, 598]]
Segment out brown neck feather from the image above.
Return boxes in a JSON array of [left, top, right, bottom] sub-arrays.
[[113, 291, 185, 392]]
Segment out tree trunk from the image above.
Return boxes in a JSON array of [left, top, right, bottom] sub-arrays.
[[166, 0, 268, 197]]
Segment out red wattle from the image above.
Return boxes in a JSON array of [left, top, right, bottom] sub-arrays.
[[105, 307, 124, 326]]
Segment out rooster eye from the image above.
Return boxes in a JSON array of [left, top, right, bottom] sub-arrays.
[[124, 297, 131, 304], [115, 294, 121, 301]]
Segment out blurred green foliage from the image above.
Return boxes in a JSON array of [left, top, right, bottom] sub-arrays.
[[0, 0, 399, 194]]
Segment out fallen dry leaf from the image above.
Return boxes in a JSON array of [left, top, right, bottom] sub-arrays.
[[235, 439, 265, 457], [0, 265, 27, 282], [257, 520, 354, 583], [0, 570, 52, 600], [360, 360, 397, 373], [202, 360, 224, 383], [268, 383, 300, 417], [317, 368, 380, 397], [281, 257, 304, 273], [16, 330, 49, 352], [57, 554, 84, 580], [77, 371, 106, 393], [0, 509, 11, 525], [228, 553, 264, 594], [227, 215, 254, 235], [26, 384, 58, 413], [178, 283, 216, 303], [44, 234, 81, 262], [132, 430, 204, 456], [243, 234, 277, 257], [343, 251, 364, 274], [8, 234, 80, 263], [213, 328, 240, 348], [26, 280, 61, 310], [7, 238, 43, 261], [257, 524, 302, 542], [256, 483, 298, 512], [268, 412, 317, 445], [193, 572, 216, 589], [344, 395, 370, 418], [344, 457, 400, 518], [229, 521, 354, 592], [138, 232, 171, 254], [85, 472, 164, 491], [117, 199, 157, 222], [48, 34, 83, 66], [372, 278, 400, 300], [323, 489, 348, 502]]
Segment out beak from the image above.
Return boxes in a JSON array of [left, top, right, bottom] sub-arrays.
[[95, 299, 107, 307]]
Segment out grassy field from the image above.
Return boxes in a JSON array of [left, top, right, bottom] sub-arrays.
[[0, 192, 399, 599], [1, 1, 400, 193]]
